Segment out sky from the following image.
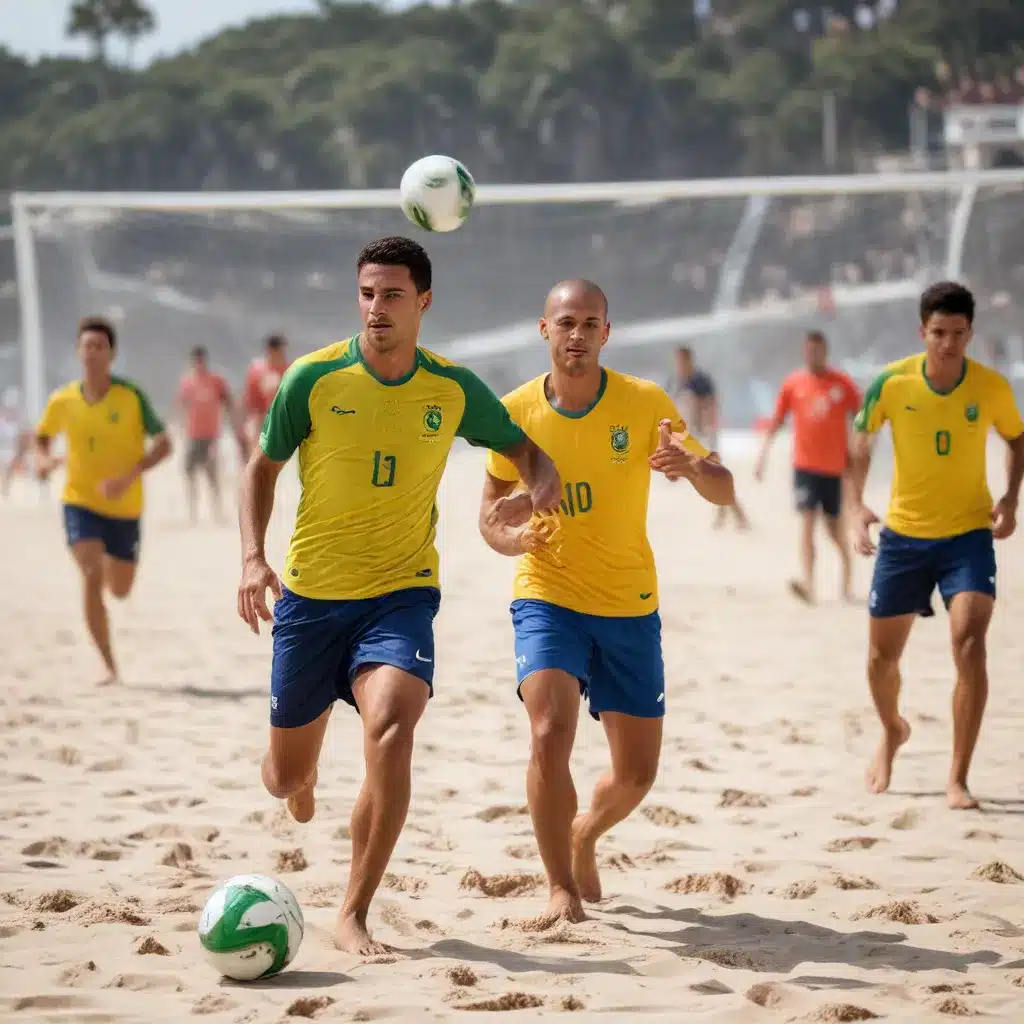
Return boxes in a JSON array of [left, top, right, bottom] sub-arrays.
[[0, 0, 419, 65]]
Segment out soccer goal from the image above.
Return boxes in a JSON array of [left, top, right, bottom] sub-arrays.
[[10, 168, 1024, 426]]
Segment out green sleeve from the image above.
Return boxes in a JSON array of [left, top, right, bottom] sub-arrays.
[[130, 383, 166, 436], [853, 370, 894, 434], [452, 367, 527, 451], [259, 362, 315, 461]]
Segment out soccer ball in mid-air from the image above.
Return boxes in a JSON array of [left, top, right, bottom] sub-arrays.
[[198, 874, 304, 981], [400, 155, 476, 233]]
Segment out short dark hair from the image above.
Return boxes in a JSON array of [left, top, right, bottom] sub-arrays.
[[920, 281, 975, 325], [676, 345, 693, 358], [191, 345, 207, 361], [357, 236, 432, 293], [265, 333, 287, 351], [805, 329, 827, 346], [78, 315, 116, 349]]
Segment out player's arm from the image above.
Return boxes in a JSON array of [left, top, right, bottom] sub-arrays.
[[754, 380, 790, 480], [649, 418, 735, 506], [132, 388, 172, 475], [479, 469, 559, 557], [34, 392, 64, 479], [849, 372, 890, 554], [237, 365, 312, 632], [453, 368, 561, 516], [991, 376, 1024, 539]]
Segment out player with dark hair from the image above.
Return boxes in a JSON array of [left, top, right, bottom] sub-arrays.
[[237, 236, 561, 954], [177, 345, 240, 524], [755, 329, 860, 602], [850, 281, 1024, 810], [242, 333, 291, 457], [480, 280, 735, 924], [34, 316, 172, 683], [668, 345, 749, 530]]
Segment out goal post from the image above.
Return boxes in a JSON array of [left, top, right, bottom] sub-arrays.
[[11, 167, 1024, 424]]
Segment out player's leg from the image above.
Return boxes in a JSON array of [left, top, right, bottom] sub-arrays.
[[335, 588, 439, 955], [65, 506, 119, 682], [202, 442, 225, 523], [261, 587, 348, 820], [512, 600, 590, 922], [572, 611, 664, 903], [821, 475, 853, 601], [101, 516, 140, 600], [864, 528, 933, 794], [938, 529, 997, 810], [184, 440, 200, 524]]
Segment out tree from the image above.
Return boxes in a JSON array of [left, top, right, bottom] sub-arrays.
[[108, 0, 157, 67], [66, 0, 115, 62]]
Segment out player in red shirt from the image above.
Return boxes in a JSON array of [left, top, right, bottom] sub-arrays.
[[177, 346, 240, 524], [242, 333, 291, 457], [754, 330, 861, 603]]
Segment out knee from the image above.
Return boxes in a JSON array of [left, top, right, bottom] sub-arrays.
[[867, 644, 897, 679], [529, 713, 574, 776], [107, 579, 133, 600], [614, 756, 659, 794], [261, 756, 306, 800], [952, 630, 986, 670], [365, 712, 416, 764]]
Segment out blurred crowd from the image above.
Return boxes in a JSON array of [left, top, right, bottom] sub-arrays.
[[914, 61, 1024, 111]]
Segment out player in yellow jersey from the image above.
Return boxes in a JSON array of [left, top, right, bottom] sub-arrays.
[[236, 237, 561, 955], [850, 282, 1024, 811], [479, 280, 736, 924], [34, 317, 172, 684]]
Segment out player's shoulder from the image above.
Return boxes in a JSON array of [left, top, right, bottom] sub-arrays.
[[49, 380, 80, 404], [498, 374, 546, 412], [605, 369, 664, 399], [110, 375, 152, 402], [968, 358, 1012, 392], [867, 355, 919, 396], [284, 338, 358, 383]]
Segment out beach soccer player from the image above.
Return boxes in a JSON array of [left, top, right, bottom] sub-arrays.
[[479, 279, 736, 924], [849, 281, 1024, 810], [35, 317, 171, 684], [242, 333, 290, 457], [236, 237, 561, 954], [754, 329, 860, 602]]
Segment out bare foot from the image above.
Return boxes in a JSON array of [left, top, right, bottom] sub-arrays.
[[96, 673, 120, 687], [538, 885, 585, 926], [947, 782, 980, 810], [286, 769, 317, 824], [788, 579, 813, 604], [571, 818, 601, 903], [334, 910, 389, 956], [865, 718, 911, 794]]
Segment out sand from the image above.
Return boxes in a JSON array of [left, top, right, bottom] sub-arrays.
[[1, 435, 1023, 1023]]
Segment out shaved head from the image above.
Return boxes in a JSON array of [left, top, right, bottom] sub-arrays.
[[544, 279, 608, 319]]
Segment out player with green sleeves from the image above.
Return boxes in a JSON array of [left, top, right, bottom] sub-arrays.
[[236, 236, 561, 955]]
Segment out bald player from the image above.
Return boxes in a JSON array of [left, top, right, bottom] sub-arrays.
[[479, 280, 735, 923], [237, 237, 561, 954]]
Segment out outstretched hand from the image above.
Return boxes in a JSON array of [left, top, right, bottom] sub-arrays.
[[648, 419, 704, 482]]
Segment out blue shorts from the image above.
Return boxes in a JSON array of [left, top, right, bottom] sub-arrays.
[[510, 599, 665, 719], [269, 585, 440, 728], [63, 504, 141, 563], [869, 527, 996, 619]]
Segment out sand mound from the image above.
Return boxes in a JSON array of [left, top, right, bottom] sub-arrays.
[[456, 993, 544, 1011], [665, 873, 745, 900], [459, 870, 544, 898], [973, 860, 1022, 883], [853, 900, 939, 925]]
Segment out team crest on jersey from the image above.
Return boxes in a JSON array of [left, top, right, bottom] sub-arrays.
[[422, 405, 443, 436], [965, 403, 979, 423], [109, 411, 119, 424], [610, 425, 630, 454]]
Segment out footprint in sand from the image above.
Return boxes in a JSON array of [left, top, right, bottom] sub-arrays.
[[475, 805, 529, 823], [718, 789, 771, 809], [459, 870, 545, 898], [382, 873, 427, 894], [641, 805, 699, 827], [274, 848, 309, 873], [285, 996, 336, 1018], [825, 836, 884, 853], [889, 809, 921, 830], [191, 994, 238, 1015], [665, 873, 745, 900]]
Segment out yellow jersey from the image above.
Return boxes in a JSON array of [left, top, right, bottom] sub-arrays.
[[260, 335, 526, 601], [854, 354, 1024, 539], [486, 369, 707, 617], [37, 377, 165, 519]]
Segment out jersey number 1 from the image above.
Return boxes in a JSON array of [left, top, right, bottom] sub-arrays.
[[935, 430, 951, 456], [372, 450, 396, 487]]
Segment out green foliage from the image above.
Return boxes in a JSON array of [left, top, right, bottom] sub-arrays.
[[0, 0, 1017, 191]]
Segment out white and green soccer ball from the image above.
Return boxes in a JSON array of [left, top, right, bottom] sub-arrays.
[[400, 154, 476, 233], [198, 874, 304, 981]]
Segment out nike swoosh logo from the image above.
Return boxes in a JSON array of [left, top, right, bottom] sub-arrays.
[[331, 406, 356, 415], [640, 592, 653, 600], [415, 650, 432, 663]]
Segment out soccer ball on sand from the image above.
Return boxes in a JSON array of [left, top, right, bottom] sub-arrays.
[[198, 874, 304, 981], [400, 154, 476, 233]]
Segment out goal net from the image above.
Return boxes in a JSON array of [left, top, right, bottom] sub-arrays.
[[8, 169, 1024, 436]]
